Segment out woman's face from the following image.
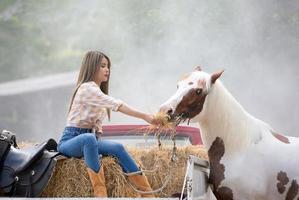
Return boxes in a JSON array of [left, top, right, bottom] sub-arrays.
[[95, 57, 109, 84]]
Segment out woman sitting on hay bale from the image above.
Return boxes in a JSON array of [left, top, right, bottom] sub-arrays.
[[57, 51, 154, 198]]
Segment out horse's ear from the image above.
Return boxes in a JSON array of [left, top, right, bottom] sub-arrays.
[[194, 66, 202, 71], [211, 70, 224, 84]]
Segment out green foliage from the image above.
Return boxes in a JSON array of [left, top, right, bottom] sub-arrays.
[[0, 1, 80, 82]]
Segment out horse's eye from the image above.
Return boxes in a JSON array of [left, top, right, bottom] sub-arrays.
[[196, 88, 202, 95], [188, 82, 193, 85]]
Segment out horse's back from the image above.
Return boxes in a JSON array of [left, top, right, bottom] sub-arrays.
[[222, 134, 299, 200], [255, 133, 299, 177]]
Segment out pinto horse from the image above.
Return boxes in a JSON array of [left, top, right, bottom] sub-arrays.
[[159, 67, 299, 200]]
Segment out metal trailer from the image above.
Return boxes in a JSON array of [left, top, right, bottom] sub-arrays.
[[180, 155, 216, 200]]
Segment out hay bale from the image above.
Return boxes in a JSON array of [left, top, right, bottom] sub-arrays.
[[41, 145, 208, 197]]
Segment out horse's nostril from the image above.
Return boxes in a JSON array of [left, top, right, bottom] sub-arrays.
[[167, 109, 173, 115]]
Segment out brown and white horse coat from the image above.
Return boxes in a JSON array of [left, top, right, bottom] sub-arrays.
[[159, 68, 299, 200]]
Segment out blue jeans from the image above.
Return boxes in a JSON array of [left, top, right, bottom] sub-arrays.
[[57, 126, 139, 173]]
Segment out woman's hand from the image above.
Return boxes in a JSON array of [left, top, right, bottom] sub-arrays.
[[143, 114, 154, 124]]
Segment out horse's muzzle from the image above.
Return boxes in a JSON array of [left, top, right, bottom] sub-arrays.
[[168, 112, 190, 126]]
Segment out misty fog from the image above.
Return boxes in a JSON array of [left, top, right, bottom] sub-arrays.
[[0, 0, 298, 142]]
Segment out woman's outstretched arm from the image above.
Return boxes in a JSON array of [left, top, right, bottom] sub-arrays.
[[118, 103, 153, 124]]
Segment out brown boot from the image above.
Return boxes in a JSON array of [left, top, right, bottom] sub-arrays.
[[128, 174, 155, 198], [87, 167, 107, 197]]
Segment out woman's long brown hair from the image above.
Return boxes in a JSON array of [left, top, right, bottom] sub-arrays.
[[68, 51, 111, 119]]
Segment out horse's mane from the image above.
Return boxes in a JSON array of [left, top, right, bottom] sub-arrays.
[[200, 80, 269, 154]]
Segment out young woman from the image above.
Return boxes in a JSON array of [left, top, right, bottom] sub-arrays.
[[57, 51, 154, 197]]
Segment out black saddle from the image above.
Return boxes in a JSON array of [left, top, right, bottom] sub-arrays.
[[0, 130, 59, 197]]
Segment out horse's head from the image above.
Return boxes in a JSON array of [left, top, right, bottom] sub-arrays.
[[159, 66, 224, 125]]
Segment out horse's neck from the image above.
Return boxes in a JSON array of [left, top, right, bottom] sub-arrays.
[[199, 81, 262, 155]]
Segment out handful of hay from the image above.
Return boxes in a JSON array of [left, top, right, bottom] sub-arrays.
[[137, 112, 177, 147], [151, 112, 173, 129], [143, 112, 176, 136]]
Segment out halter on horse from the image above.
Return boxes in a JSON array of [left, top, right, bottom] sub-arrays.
[[159, 67, 299, 200]]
